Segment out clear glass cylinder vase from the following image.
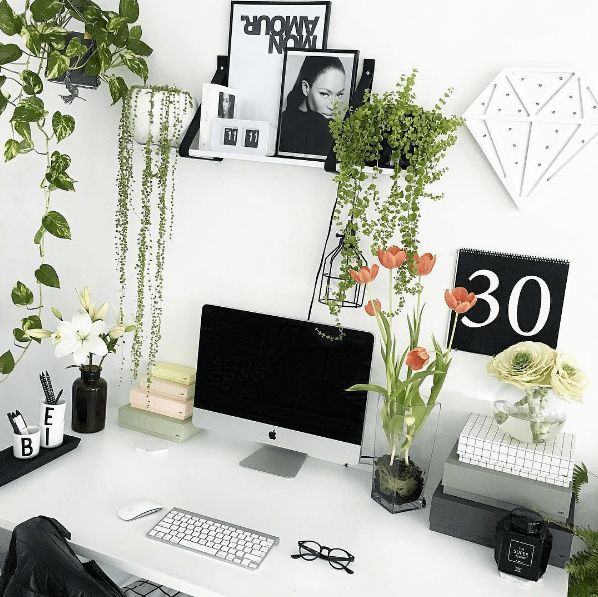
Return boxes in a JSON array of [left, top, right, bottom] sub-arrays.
[[371, 395, 441, 514], [493, 385, 568, 444]]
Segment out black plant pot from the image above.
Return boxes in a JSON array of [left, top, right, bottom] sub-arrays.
[[365, 136, 412, 170], [72, 366, 107, 433]]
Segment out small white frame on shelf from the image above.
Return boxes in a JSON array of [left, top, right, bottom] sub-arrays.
[[464, 67, 598, 209]]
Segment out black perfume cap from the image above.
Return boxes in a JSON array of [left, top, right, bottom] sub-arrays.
[[509, 508, 545, 534]]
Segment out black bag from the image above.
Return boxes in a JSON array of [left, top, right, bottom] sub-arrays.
[[0, 516, 123, 597]]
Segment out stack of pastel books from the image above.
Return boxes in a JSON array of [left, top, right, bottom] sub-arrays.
[[429, 413, 575, 569], [118, 362, 200, 443]]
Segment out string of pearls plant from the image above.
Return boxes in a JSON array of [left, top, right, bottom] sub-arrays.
[[116, 84, 194, 379]]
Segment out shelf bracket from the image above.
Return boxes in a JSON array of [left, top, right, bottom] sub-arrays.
[[179, 55, 230, 160], [324, 58, 376, 174]]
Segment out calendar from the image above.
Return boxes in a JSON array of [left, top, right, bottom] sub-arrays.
[[449, 249, 569, 356]]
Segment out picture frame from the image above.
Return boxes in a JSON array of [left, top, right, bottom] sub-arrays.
[[276, 48, 359, 161], [227, 1, 331, 129]]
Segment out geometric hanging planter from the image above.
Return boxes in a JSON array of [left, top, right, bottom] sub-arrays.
[[464, 68, 598, 209]]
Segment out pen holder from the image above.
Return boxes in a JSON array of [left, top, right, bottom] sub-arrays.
[[13, 426, 41, 459], [39, 400, 66, 448]]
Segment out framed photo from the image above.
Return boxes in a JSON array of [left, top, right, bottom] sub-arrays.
[[218, 92, 236, 119], [227, 1, 331, 128], [276, 48, 359, 161]]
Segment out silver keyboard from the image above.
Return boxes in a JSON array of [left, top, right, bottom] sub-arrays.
[[146, 507, 279, 570]]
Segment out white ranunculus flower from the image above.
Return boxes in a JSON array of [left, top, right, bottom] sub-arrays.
[[551, 353, 587, 402], [53, 311, 108, 366], [487, 341, 555, 389]]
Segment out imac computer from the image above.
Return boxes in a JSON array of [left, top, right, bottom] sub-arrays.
[[193, 305, 374, 477]]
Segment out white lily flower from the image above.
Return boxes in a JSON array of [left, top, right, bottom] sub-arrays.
[[54, 312, 108, 366]]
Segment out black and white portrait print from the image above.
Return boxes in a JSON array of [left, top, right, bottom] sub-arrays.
[[277, 49, 358, 160], [218, 92, 236, 119]]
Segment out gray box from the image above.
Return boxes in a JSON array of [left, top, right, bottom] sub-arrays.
[[429, 483, 574, 568], [443, 442, 572, 520]]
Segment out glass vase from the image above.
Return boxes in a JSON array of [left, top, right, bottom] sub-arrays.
[[493, 385, 567, 444], [72, 366, 107, 433], [371, 396, 441, 514]]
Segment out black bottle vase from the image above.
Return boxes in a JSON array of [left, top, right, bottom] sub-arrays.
[[72, 366, 107, 433]]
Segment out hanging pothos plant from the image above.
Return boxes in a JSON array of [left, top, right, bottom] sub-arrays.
[[0, 0, 152, 380], [326, 69, 463, 330], [116, 85, 194, 380]]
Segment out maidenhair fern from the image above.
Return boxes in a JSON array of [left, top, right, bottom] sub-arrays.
[[116, 85, 193, 380]]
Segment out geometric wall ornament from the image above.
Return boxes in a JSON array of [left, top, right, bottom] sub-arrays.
[[464, 68, 598, 209]]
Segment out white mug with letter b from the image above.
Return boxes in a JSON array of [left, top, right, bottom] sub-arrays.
[[39, 399, 66, 448], [13, 426, 41, 459]]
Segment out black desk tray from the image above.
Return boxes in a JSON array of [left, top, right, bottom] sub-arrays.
[[0, 434, 80, 488]]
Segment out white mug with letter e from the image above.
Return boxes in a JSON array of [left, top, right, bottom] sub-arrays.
[[39, 399, 66, 448], [13, 426, 41, 459]]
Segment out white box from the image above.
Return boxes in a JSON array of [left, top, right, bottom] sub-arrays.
[[210, 118, 276, 156]]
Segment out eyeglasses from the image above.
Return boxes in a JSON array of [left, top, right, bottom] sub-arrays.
[[291, 540, 355, 574]]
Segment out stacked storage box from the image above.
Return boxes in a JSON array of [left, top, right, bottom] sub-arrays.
[[118, 362, 200, 443], [429, 413, 575, 568]]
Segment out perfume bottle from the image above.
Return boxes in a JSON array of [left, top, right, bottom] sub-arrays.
[[494, 508, 552, 581]]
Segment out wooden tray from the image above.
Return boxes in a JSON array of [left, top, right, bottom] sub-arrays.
[[0, 434, 80, 488]]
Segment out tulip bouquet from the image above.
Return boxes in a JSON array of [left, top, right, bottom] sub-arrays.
[[347, 247, 477, 511], [26, 288, 135, 368]]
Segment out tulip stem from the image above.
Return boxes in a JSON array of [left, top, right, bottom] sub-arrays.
[[388, 268, 393, 320]]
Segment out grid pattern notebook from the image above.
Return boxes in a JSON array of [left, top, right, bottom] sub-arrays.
[[457, 413, 574, 487]]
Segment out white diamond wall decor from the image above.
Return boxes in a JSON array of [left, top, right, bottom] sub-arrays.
[[464, 68, 598, 209]]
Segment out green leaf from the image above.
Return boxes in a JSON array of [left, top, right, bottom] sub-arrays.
[[121, 50, 147, 81], [12, 96, 45, 122], [119, 0, 138, 23], [107, 14, 127, 32], [20, 69, 43, 95], [11, 281, 34, 306], [30, 0, 63, 21], [65, 35, 86, 57], [108, 75, 128, 104], [38, 24, 67, 49], [126, 38, 152, 56], [573, 463, 589, 503], [0, 91, 7, 116], [33, 225, 45, 245], [4, 138, 19, 161], [0, 42, 22, 65], [46, 169, 75, 191], [0, 75, 5, 87], [0, 0, 21, 35], [49, 150, 71, 172], [21, 315, 42, 343], [84, 49, 101, 75], [13, 328, 30, 344], [18, 138, 33, 154], [35, 263, 60, 288], [46, 49, 71, 79], [42, 210, 71, 239], [52, 111, 75, 141], [347, 383, 388, 397], [21, 26, 43, 54], [0, 350, 15, 374], [129, 24, 141, 39]]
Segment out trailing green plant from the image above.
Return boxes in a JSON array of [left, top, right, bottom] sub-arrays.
[[0, 0, 151, 380], [117, 85, 194, 380], [566, 462, 598, 597], [326, 69, 463, 330]]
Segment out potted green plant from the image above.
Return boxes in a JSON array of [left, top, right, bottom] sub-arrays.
[[116, 85, 196, 379], [325, 69, 463, 326], [0, 0, 152, 380]]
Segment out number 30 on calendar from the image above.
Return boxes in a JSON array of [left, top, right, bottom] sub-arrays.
[[462, 270, 551, 336]]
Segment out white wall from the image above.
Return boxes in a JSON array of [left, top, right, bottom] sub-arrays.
[[1, 0, 597, 518]]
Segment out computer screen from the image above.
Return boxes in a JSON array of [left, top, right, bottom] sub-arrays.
[[195, 305, 374, 445]]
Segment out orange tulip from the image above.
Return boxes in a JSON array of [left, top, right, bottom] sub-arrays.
[[350, 264, 380, 284], [406, 347, 430, 371], [364, 299, 382, 316], [377, 246, 407, 269], [413, 253, 436, 276], [444, 287, 477, 314]]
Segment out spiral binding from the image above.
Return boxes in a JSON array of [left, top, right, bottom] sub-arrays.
[[458, 248, 569, 265]]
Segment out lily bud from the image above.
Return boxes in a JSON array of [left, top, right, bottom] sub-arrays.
[[109, 325, 126, 339], [51, 307, 63, 321], [25, 329, 52, 339], [93, 302, 109, 322], [124, 324, 136, 333]]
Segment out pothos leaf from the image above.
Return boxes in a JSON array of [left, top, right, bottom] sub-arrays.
[[35, 263, 60, 288], [46, 50, 71, 79], [52, 111, 75, 142], [11, 281, 34, 306], [0, 350, 15, 374], [42, 210, 71, 239], [0, 42, 22, 65], [20, 69, 43, 95]]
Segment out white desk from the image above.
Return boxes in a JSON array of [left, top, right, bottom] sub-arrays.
[[0, 408, 568, 597]]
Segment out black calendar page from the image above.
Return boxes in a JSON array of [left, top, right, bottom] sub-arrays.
[[449, 249, 569, 356]]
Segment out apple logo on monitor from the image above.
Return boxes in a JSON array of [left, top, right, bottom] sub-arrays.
[[268, 429, 276, 440]]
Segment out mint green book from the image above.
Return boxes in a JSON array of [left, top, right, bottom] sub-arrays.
[[118, 404, 200, 443]]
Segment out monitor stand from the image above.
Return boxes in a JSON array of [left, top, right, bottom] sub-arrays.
[[239, 445, 307, 478]]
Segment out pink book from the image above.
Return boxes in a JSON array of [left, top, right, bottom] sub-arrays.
[[130, 386, 193, 420], [146, 377, 195, 401]]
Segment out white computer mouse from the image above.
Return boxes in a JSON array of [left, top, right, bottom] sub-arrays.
[[117, 500, 163, 521]]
